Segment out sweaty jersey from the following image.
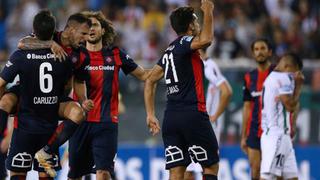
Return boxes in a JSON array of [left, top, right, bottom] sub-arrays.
[[261, 71, 294, 134], [157, 36, 206, 112], [79, 47, 138, 123], [0, 49, 73, 133], [243, 65, 274, 138], [204, 59, 226, 115]]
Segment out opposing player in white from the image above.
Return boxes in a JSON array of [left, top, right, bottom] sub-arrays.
[[260, 53, 304, 180], [185, 49, 232, 180]]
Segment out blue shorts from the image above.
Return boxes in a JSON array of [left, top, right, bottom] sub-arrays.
[[6, 128, 61, 173], [246, 134, 261, 150], [162, 110, 219, 170], [68, 122, 118, 178]]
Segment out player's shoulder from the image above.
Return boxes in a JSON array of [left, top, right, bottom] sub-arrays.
[[244, 68, 258, 78], [10, 49, 27, 59]]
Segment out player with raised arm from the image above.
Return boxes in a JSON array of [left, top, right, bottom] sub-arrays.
[[67, 11, 150, 180], [240, 38, 274, 180], [260, 53, 303, 180], [185, 49, 232, 179], [0, 10, 85, 180], [144, 1, 219, 179]]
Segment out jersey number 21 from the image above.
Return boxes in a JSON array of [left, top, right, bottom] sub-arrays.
[[162, 52, 178, 84]]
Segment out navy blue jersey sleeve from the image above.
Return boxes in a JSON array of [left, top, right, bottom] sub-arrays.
[[119, 50, 138, 75], [243, 73, 252, 101], [72, 47, 89, 81], [176, 36, 194, 54], [0, 50, 22, 83], [156, 58, 164, 69]]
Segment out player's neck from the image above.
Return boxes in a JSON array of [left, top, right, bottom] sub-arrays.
[[257, 61, 271, 72], [87, 42, 103, 51]]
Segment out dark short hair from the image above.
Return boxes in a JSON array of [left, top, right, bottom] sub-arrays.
[[33, 10, 56, 40], [285, 52, 303, 70], [67, 12, 92, 27], [170, 7, 195, 35], [250, 38, 272, 51]]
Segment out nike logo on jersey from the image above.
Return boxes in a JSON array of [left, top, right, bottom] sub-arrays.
[[251, 91, 262, 97]]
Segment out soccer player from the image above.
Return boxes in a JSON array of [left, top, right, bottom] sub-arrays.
[[0, 10, 84, 180], [67, 11, 150, 180], [260, 53, 303, 180], [144, 1, 219, 180], [185, 49, 232, 179], [240, 38, 274, 180], [0, 12, 93, 177]]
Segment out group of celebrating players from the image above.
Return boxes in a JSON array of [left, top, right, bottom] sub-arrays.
[[0, 0, 304, 180]]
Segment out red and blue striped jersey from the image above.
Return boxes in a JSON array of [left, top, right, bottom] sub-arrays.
[[157, 36, 206, 112], [243, 65, 274, 138], [80, 47, 138, 123]]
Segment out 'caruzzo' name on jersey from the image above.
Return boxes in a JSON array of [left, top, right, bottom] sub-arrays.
[[33, 96, 58, 104]]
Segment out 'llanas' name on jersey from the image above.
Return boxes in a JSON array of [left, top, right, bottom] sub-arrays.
[[84, 65, 115, 71], [167, 85, 179, 95], [34, 96, 58, 104]]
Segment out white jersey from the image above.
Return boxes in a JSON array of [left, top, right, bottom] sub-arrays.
[[204, 59, 226, 116], [261, 71, 295, 134]]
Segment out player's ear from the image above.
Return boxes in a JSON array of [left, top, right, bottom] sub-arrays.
[[101, 28, 105, 35]]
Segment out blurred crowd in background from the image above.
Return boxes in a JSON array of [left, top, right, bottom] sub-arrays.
[[0, 0, 319, 66]]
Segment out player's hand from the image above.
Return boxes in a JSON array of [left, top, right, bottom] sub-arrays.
[[294, 71, 304, 86], [146, 115, 161, 136], [201, 0, 214, 13], [51, 41, 67, 62], [81, 99, 94, 112], [240, 137, 248, 155], [209, 114, 218, 123]]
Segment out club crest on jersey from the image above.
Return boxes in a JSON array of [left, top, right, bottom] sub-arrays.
[[105, 57, 112, 63]]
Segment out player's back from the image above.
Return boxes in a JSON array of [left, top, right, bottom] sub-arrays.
[[157, 36, 206, 112], [1, 49, 73, 133], [262, 71, 294, 134]]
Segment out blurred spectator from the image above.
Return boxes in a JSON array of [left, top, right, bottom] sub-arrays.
[[213, 26, 244, 60], [142, 3, 166, 33], [273, 28, 289, 57]]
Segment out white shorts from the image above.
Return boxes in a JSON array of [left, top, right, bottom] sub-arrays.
[[260, 131, 298, 179]]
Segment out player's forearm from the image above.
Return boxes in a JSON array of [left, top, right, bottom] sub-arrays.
[[18, 36, 53, 50], [144, 80, 157, 117], [214, 90, 231, 120], [73, 80, 88, 103], [241, 103, 251, 138], [199, 6, 213, 46]]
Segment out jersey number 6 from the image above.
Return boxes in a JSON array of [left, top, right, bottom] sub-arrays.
[[39, 62, 53, 93]]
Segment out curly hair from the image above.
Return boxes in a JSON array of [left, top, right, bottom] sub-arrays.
[[81, 11, 116, 47]]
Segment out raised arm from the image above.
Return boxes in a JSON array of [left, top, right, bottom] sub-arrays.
[[18, 36, 67, 61], [144, 65, 163, 135], [191, 0, 214, 50]]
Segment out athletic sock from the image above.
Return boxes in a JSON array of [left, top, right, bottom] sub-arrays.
[[203, 174, 217, 180], [10, 175, 26, 180], [44, 119, 79, 153], [0, 109, 9, 136]]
